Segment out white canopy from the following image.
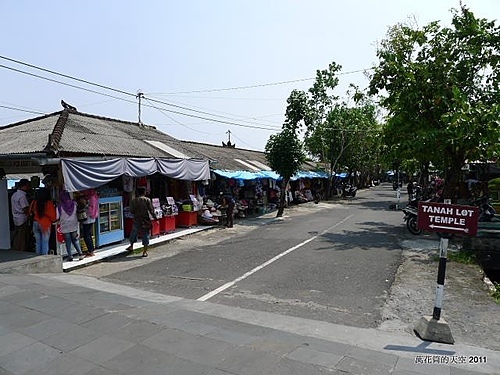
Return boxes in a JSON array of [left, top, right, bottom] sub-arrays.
[[61, 157, 210, 192]]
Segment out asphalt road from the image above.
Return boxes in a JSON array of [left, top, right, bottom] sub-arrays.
[[84, 185, 406, 329]]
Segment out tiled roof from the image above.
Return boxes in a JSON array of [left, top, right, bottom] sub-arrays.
[[0, 109, 323, 173], [0, 110, 195, 158], [0, 112, 58, 155], [179, 141, 272, 171]]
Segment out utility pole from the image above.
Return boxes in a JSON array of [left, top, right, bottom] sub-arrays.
[[226, 130, 232, 144], [137, 90, 144, 124]]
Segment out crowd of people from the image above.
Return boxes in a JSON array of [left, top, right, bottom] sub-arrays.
[[10, 179, 99, 261]]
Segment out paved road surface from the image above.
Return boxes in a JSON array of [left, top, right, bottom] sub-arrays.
[[79, 185, 405, 329]]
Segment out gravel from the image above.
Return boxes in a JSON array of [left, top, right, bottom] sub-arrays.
[[379, 237, 500, 351]]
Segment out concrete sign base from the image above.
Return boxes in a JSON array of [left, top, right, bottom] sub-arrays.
[[414, 316, 455, 344]]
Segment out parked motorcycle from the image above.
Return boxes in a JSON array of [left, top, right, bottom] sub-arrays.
[[472, 196, 497, 222], [342, 184, 357, 198], [403, 205, 421, 235]]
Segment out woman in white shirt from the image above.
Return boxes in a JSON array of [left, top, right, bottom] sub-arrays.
[[58, 190, 84, 261]]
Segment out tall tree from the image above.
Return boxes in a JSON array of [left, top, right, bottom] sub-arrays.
[[266, 90, 307, 217], [370, 5, 500, 200]]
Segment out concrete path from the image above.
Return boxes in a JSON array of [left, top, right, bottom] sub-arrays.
[[0, 273, 497, 375]]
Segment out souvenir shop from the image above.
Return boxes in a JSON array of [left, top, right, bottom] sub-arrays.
[[207, 170, 282, 216], [58, 157, 210, 249]]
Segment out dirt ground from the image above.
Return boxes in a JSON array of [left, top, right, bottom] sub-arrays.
[[379, 237, 500, 351]]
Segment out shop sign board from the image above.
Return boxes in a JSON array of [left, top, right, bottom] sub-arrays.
[[0, 159, 40, 174], [417, 201, 479, 236]]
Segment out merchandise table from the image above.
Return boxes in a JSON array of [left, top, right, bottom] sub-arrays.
[[159, 215, 176, 233], [176, 211, 198, 227]]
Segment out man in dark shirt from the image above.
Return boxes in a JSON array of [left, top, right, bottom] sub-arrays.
[[126, 186, 157, 257]]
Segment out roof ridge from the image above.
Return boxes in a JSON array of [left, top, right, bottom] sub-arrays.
[[68, 110, 156, 129], [180, 139, 263, 153], [0, 111, 63, 129], [44, 110, 70, 155]]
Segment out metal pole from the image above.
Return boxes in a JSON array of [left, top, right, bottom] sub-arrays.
[[433, 236, 448, 320], [137, 91, 144, 124], [432, 198, 451, 321]]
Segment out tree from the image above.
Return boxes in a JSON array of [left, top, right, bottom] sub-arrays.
[[369, 6, 500, 200], [305, 86, 381, 194], [266, 90, 307, 217]]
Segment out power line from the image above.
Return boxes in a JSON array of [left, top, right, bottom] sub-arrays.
[[0, 55, 135, 98], [0, 57, 282, 130], [143, 97, 213, 136], [146, 95, 281, 128], [0, 55, 371, 133], [0, 64, 138, 105], [146, 97, 282, 126], [0, 63, 278, 131], [0, 104, 45, 115], [148, 68, 371, 95]]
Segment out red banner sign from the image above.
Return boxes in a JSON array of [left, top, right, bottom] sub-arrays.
[[417, 201, 479, 236]]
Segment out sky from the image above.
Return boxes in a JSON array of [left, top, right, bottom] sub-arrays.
[[1, 1, 499, 152]]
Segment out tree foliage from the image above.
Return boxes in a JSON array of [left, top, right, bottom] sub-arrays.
[[265, 90, 307, 217], [304, 81, 382, 193], [369, 5, 500, 199]]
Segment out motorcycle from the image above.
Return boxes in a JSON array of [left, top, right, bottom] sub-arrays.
[[472, 196, 497, 222], [403, 204, 421, 235], [342, 184, 357, 198]]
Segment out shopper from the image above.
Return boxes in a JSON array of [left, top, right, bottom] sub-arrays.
[[58, 190, 84, 261], [222, 195, 235, 228], [126, 186, 157, 257], [10, 179, 32, 251], [29, 187, 56, 255], [77, 189, 98, 257]]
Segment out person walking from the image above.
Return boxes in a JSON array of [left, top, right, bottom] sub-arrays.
[[10, 179, 32, 251], [126, 186, 157, 257], [58, 190, 84, 261], [29, 187, 56, 255], [407, 181, 415, 203], [223, 195, 235, 228]]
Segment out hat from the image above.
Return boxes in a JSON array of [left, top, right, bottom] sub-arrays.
[[17, 179, 30, 188]]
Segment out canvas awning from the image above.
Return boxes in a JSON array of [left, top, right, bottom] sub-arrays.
[[213, 169, 281, 180], [61, 157, 210, 192], [213, 169, 329, 181]]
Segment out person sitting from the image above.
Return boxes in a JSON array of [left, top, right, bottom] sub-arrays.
[[294, 190, 308, 204]]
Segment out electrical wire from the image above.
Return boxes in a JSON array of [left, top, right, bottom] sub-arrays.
[[0, 64, 139, 105], [0, 105, 45, 115], [149, 68, 371, 95], [0, 55, 135, 98], [0, 64, 279, 131], [146, 94, 282, 128], [144, 96, 282, 129], [0, 55, 372, 133], [143, 97, 212, 136]]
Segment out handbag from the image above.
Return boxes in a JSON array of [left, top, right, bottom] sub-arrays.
[[77, 208, 88, 222]]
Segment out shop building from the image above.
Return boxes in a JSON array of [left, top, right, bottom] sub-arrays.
[[0, 107, 329, 255], [0, 108, 209, 253]]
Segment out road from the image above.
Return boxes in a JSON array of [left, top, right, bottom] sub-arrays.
[[75, 184, 406, 329]]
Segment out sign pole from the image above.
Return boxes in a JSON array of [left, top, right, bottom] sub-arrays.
[[414, 199, 455, 344], [433, 236, 449, 320]]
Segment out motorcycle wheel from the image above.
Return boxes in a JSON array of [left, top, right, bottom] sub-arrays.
[[406, 216, 422, 235]]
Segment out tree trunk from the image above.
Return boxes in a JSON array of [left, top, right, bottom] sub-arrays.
[[443, 157, 465, 203], [276, 177, 289, 217]]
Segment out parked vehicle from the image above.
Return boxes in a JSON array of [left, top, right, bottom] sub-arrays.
[[403, 205, 421, 235], [472, 196, 497, 222], [342, 183, 357, 198]]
